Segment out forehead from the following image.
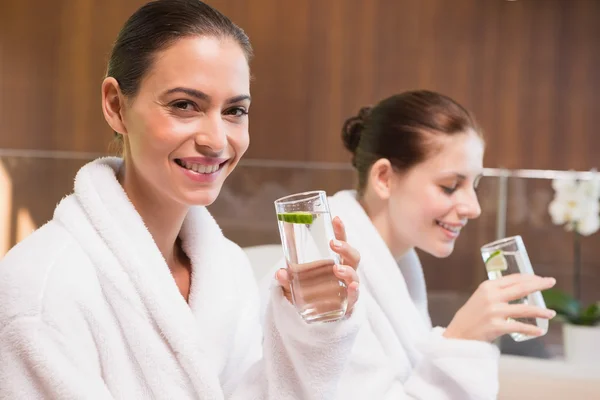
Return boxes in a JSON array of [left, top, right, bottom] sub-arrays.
[[416, 130, 484, 177], [140, 35, 250, 98]]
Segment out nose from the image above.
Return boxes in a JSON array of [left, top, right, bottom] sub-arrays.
[[194, 112, 227, 155], [456, 188, 482, 220]]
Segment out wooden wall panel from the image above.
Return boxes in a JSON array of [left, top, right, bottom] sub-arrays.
[[1, 0, 599, 169], [218, 0, 600, 170]]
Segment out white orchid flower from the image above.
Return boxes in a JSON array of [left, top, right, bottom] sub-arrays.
[[548, 171, 600, 236], [577, 209, 600, 236], [552, 177, 578, 194], [578, 175, 600, 199]]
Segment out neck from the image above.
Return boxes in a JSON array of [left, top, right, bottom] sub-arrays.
[[359, 192, 412, 260], [118, 161, 188, 268]]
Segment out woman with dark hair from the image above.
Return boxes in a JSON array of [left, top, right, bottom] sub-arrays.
[[0, 1, 362, 398], [328, 90, 557, 399]]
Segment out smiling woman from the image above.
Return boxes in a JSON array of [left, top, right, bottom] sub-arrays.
[[0, 1, 364, 399], [323, 90, 558, 399]]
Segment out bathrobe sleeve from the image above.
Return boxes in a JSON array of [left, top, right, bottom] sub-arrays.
[[223, 248, 365, 400], [339, 323, 500, 400], [403, 327, 500, 399], [0, 317, 114, 400]]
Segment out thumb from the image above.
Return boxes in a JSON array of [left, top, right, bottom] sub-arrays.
[[276, 268, 292, 294]]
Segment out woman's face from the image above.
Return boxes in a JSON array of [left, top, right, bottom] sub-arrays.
[[106, 35, 251, 207], [387, 130, 484, 258]]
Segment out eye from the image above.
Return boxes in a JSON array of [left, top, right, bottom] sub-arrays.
[[441, 186, 457, 195], [171, 100, 197, 112], [224, 106, 249, 117]]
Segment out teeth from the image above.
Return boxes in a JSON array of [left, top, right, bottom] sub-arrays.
[[179, 160, 221, 174], [437, 221, 460, 233]]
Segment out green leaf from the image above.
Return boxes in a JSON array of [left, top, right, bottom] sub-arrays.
[[578, 303, 600, 326], [542, 288, 581, 322]]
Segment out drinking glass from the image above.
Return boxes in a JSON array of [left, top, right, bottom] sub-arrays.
[[274, 190, 347, 323], [480, 235, 548, 341]]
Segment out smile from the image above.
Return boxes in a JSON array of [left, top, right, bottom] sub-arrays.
[[435, 221, 462, 233], [174, 158, 227, 175], [435, 220, 465, 240]]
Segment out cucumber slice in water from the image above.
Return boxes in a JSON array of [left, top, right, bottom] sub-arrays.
[[277, 212, 314, 224]]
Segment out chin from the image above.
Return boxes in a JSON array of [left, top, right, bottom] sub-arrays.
[[425, 242, 456, 258], [180, 186, 223, 207]]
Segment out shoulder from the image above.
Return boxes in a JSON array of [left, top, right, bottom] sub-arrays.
[[0, 220, 96, 327]]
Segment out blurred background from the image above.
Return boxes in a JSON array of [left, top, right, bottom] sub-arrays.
[[1, 0, 599, 391]]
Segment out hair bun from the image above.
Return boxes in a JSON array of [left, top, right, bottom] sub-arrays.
[[342, 106, 372, 155]]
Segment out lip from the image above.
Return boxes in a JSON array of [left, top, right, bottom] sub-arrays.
[[437, 221, 465, 229], [174, 159, 229, 183], [176, 157, 229, 166], [436, 220, 466, 240]]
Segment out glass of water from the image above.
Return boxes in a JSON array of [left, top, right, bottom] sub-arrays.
[[274, 190, 348, 323], [480, 235, 548, 341]]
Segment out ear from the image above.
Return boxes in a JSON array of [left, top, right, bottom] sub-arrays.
[[101, 77, 128, 135], [368, 158, 394, 200]]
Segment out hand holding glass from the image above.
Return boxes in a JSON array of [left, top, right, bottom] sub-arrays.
[[480, 235, 549, 341], [274, 191, 348, 323]]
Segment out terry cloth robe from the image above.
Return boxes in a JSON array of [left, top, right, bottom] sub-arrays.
[[327, 190, 500, 400], [0, 157, 364, 400]]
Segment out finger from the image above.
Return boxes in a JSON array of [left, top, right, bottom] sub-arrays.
[[291, 280, 346, 301], [345, 281, 360, 315], [494, 273, 554, 289], [500, 277, 556, 302], [292, 265, 355, 300], [332, 216, 347, 242], [288, 260, 335, 276], [275, 269, 291, 293], [500, 303, 557, 320], [330, 239, 360, 270], [500, 320, 546, 338], [333, 264, 360, 288], [282, 263, 346, 297]]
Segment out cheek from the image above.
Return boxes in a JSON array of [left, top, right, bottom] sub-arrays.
[[388, 194, 419, 234], [422, 189, 455, 220], [229, 125, 250, 157], [140, 115, 200, 157], [128, 107, 175, 146]]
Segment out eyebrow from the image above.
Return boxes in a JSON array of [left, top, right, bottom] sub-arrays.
[[440, 173, 483, 182], [440, 173, 466, 181], [164, 87, 251, 104]]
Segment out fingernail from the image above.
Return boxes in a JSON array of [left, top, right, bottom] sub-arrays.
[[546, 278, 556, 284], [547, 310, 557, 318], [332, 239, 343, 249], [336, 265, 347, 275]]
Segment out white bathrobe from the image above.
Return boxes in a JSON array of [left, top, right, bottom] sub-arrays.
[[328, 190, 500, 400], [0, 158, 363, 400]]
